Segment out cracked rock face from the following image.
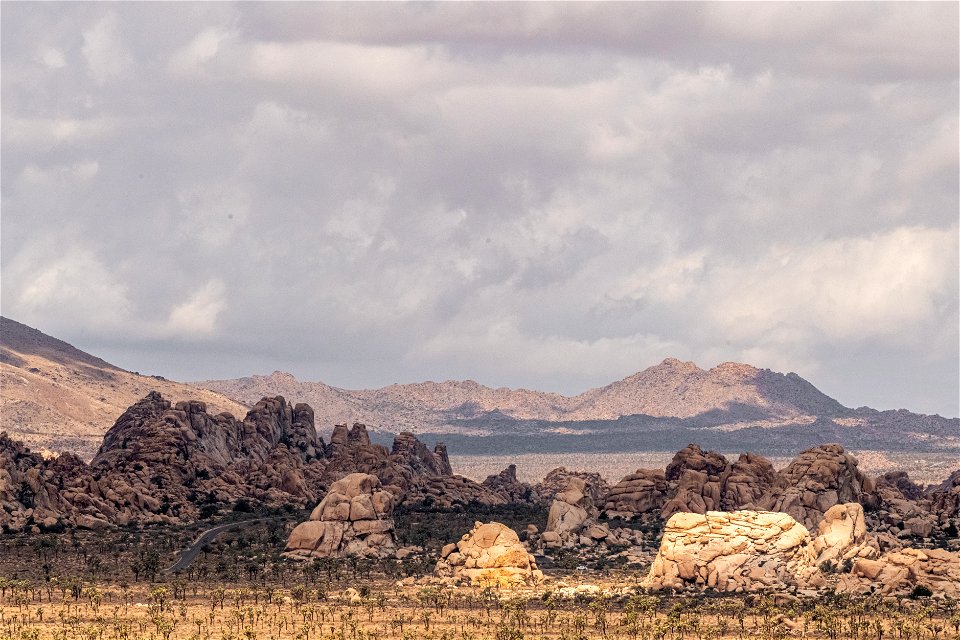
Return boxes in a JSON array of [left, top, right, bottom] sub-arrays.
[[435, 521, 543, 587], [641, 502, 960, 597], [642, 509, 817, 592], [758, 444, 871, 529], [284, 473, 397, 559]]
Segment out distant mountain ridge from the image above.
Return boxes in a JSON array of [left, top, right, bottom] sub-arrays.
[[195, 360, 958, 454]]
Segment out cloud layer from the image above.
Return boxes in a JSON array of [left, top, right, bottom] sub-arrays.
[[2, 3, 957, 416]]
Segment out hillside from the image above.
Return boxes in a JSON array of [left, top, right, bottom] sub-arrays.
[[0, 317, 249, 459], [196, 359, 958, 454]]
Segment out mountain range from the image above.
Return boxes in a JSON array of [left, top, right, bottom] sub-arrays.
[[1, 316, 956, 459], [196, 363, 958, 455]]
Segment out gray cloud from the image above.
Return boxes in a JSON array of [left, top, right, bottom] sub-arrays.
[[2, 2, 957, 416]]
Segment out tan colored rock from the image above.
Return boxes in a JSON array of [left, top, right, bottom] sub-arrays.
[[546, 477, 597, 534], [812, 503, 873, 565], [284, 473, 397, 559], [435, 521, 543, 587], [642, 509, 814, 592]]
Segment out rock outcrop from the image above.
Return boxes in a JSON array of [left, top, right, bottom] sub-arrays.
[[841, 547, 960, 598], [284, 473, 397, 558], [534, 467, 608, 505], [722, 452, 777, 510], [482, 464, 537, 503], [929, 470, 960, 525], [1, 393, 328, 531], [642, 509, 817, 592], [435, 521, 543, 587], [759, 444, 871, 529], [1, 394, 500, 532], [546, 478, 596, 535], [642, 501, 958, 596], [604, 469, 668, 517], [321, 423, 501, 509], [660, 445, 729, 518]]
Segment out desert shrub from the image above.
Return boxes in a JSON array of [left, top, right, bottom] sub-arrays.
[[910, 584, 933, 598]]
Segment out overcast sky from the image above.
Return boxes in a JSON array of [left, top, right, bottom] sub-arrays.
[[2, 2, 957, 416]]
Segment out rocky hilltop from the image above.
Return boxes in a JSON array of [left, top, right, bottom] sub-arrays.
[[0, 392, 501, 533], [197, 360, 958, 454], [0, 317, 248, 459]]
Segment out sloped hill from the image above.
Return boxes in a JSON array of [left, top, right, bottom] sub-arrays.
[[0, 317, 249, 460], [199, 359, 850, 433]]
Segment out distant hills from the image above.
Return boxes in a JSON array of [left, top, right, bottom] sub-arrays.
[[1, 316, 955, 459], [197, 360, 958, 456], [0, 317, 247, 459]]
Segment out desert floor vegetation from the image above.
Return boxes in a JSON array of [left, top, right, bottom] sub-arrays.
[[0, 510, 957, 640]]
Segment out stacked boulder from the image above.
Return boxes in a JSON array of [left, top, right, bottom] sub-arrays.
[[534, 467, 609, 504], [841, 548, 960, 598], [661, 445, 729, 517], [643, 501, 959, 597], [759, 444, 872, 529], [534, 476, 645, 555], [435, 521, 543, 587], [284, 473, 397, 558], [642, 509, 816, 592], [604, 469, 668, 517]]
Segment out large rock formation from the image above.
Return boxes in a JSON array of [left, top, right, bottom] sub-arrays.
[[722, 452, 778, 510], [1, 393, 327, 531], [841, 548, 960, 598], [759, 444, 871, 529], [546, 478, 596, 535], [642, 509, 817, 592], [660, 445, 728, 517], [321, 423, 502, 509], [604, 469, 668, 517], [435, 521, 543, 587], [1, 393, 500, 532], [284, 473, 397, 558], [642, 502, 958, 596], [534, 467, 609, 505], [482, 464, 537, 503], [929, 470, 960, 526]]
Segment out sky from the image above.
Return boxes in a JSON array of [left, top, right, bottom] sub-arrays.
[[1, 2, 958, 417]]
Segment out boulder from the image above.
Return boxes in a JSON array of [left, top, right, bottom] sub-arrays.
[[642, 509, 815, 592], [546, 478, 595, 534], [841, 547, 960, 598], [604, 469, 668, 516], [661, 445, 728, 518], [435, 521, 543, 587], [284, 473, 397, 559]]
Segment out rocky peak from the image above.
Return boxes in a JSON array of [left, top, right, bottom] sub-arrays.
[[347, 423, 371, 447], [391, 432, 451, 477], [433, 442, 453, 475]]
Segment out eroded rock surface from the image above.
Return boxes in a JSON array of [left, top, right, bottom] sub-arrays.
[[284, 473, 397, 558], [482, 464, 536, 503], [1, 394, 497, 532], [435, 521, 543, 587], [642, 509, 817, 592], [604, 469, 668, 517], [759, 444, 871, 529]]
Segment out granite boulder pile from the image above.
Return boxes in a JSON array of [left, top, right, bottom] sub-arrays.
[[435, 521, 543, 587], [284, 473, 397, 559]]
